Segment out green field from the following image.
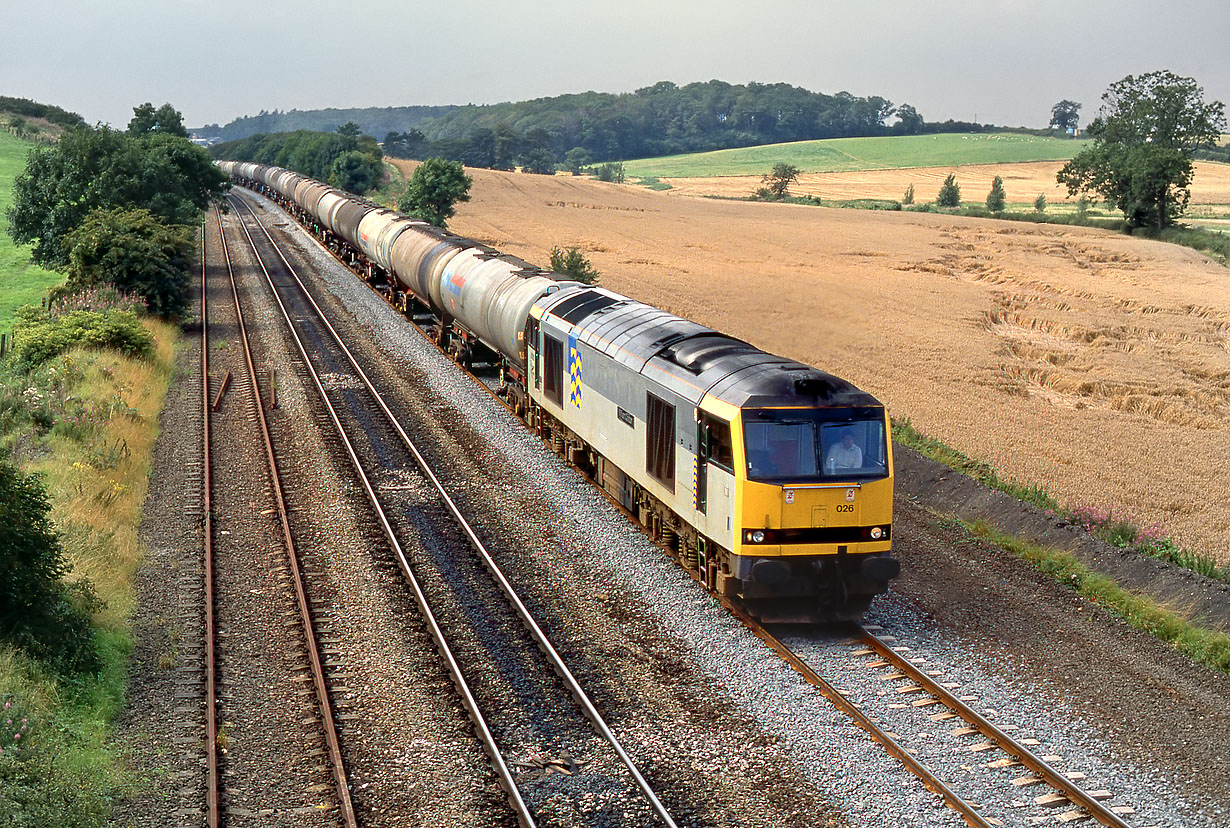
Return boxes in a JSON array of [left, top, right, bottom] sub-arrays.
[[0, 131, 62, 334], [622, 132, 1088, 178]]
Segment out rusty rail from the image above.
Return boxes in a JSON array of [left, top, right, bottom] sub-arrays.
[[855, 625, 1132, 828], [201, 221, 220, 828], [214, 205, 358, 828], [229, 192, 680, 827], [719, 599, 996, 828]]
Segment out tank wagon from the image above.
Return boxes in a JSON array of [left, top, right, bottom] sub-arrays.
[[219, 161, 899, 621]]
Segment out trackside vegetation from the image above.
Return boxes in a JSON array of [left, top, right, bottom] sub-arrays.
[[0, 99, 211, 824], [957, 517, 1230, 674]]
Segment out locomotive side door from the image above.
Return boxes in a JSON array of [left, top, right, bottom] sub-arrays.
[[695, 414, 709, 514]]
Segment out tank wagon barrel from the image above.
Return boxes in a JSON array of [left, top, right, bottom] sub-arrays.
[[220, 161, 898, 621]]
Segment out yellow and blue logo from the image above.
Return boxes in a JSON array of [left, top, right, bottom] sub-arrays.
[[568, 331, 582, 408]]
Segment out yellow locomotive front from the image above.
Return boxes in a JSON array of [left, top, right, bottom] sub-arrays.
[[725, 404, 898, 622]]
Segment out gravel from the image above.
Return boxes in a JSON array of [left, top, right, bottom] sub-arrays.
[[125, 186, 1228, 828]]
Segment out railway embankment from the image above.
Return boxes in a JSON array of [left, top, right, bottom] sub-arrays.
[[896, 447, 1230, 633]]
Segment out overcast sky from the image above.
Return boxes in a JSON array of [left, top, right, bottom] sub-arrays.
[[5, 1, 1228, 132]]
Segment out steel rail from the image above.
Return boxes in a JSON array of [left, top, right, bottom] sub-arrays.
[[720, 599, 996, 828], [214, 205, 359, 828], [224, 196, 536, 826], [230, 192, 679, 827], [201, 221, 220, 828], [854, 625, 1132, 828]]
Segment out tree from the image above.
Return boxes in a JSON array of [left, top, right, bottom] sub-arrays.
[[0, 459, 100, 674], [563, 147, 593, 175], [62, 207, 196, 316], [936, 173, 961, 207], [128, 102, 189, 137], [328, 149, 383, 194], [1057, 71, 1225, 229], [1049, 100, 1082, 131], [902, 183, 915, 205], [985, 175, 1006, 212], [761, 162, 801, 199], [893, 104, 925, 135], [336, 121, 362, 137], [7, 126, 227, 267], [397, 158, 472, 228], [549, 246, 599, 284], [383, 129, 427, 159], [1034, 193, 1047, 213], [519, 147, 556, 175]]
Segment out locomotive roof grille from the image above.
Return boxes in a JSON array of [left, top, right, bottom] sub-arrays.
[[551, 291, 621, 324]]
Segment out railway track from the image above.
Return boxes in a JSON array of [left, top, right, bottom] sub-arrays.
[[221, 184, 1149, 828], [202, 206, 357, 826], [725, 603, 1137, 828], [227, 192, 681, 827]]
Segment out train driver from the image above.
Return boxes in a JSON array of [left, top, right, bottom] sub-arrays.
[[825, 431, 863, 471]]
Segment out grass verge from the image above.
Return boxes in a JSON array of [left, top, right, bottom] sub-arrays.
[[960, 517, 1230, 674], [893, 417, 1229, 584], [0, 318, 178, 825]]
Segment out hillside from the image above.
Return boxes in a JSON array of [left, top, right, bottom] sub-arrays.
[[622, 132, 1085, 178], [0, 131, 62, 333], [414, 163, 1230, 564], [191, 105, 458, 142]]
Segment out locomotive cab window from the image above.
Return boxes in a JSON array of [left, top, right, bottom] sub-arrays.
[[543, 334, 563, 406], [744, 408, 887, 482], [646, 393, 675, 489], [699, 413, 734, 472]]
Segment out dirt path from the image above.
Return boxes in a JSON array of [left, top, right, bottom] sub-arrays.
[[395, 162, 1230, 564]]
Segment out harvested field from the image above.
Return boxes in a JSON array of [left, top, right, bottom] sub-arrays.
[[656, 160, 1230, 206], [390, 159, 1230, 564]]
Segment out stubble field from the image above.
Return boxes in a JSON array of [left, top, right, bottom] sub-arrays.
[[391, 160, 1230, 563], [656, 160, 1230, 208]]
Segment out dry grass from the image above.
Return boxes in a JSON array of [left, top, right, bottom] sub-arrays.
[[433, 165, 1230, 564], [28, 319, 178, 625]]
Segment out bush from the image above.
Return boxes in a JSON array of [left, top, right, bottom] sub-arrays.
[[986, 175, 1006, 212], [1034, 193, 1047, 213], [902, 183, 915, 205], [936, 173, 961, 207], [9, 306, 154, 371], [549, 246, 600, 285], [0, 460, 101, 675], [61, 208, 194, 317], [594, 162, 625, 183]]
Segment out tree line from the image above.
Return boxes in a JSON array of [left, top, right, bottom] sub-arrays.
[[382, 80, 918, 168], [209, 126, 386, 195]]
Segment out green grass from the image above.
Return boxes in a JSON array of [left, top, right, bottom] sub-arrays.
[[958, 517, 1230, 673], [622, 132, 1087, 179], [0, 131, 62, 335]]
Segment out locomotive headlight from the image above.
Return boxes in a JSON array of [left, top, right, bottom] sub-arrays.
[[870, 526, 883, 540], [750, 530, 766, 544]]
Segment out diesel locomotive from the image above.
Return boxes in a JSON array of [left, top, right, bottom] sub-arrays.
[[219, 161, 899, 621]]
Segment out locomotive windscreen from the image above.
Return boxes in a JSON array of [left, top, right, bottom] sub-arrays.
[[743, 407, 888, 483]]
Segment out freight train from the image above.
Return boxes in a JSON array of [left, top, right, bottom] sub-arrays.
[[218, 161, 899, 621]]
